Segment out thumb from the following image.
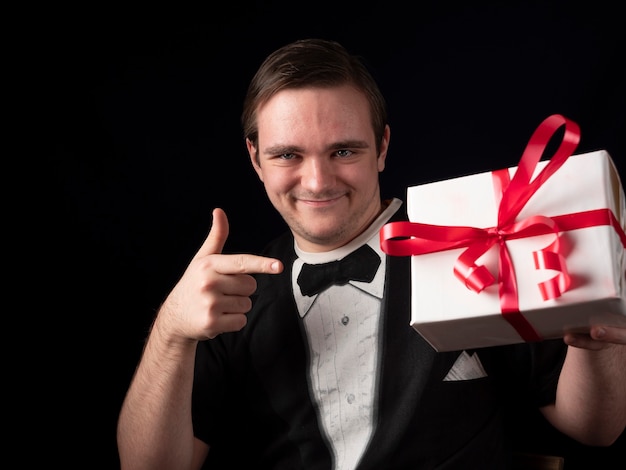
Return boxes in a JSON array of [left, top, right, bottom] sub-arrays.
[[193, 208, 229, 260]]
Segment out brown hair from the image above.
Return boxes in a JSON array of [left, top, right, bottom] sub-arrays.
[[241, 38, 388, 156]]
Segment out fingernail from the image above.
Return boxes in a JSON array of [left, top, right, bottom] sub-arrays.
[[271, 261, 280, 272]]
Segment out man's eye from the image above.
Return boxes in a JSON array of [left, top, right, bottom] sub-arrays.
[[336, 149, 353, 158], [279, 153, 296, 160]]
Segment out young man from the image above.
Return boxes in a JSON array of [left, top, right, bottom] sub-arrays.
[[117, 38, 626, 469]]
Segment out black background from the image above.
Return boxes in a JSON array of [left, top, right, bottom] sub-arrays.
[[48, 1, 624, 467]]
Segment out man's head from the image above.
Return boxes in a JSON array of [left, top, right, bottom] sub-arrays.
[[243, 39, 391, 252]]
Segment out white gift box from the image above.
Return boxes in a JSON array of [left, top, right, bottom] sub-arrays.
[[401, 149, 626, 352]]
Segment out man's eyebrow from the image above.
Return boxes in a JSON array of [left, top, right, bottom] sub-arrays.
[[330, 140, 369, 150], [264, 145, 303, 155]]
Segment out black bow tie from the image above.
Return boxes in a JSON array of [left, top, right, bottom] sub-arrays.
[[297, 244, 381, 297]]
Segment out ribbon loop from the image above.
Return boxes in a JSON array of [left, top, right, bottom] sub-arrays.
[[498, 114, 580, 228]]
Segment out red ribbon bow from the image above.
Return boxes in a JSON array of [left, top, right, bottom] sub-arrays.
[[381, 114, 583, 342]]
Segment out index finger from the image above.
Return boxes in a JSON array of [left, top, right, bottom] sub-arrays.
[[214, 253, 284, 276]]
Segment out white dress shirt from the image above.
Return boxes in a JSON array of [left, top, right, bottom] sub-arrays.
[[292, 198, 402, 470]]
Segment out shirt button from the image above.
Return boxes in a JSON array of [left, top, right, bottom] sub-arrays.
[[346, 393, 355, 404], [341, 316, 350, 326]]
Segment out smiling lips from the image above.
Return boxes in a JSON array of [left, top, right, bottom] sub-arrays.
[[296, 193, 347, 207]]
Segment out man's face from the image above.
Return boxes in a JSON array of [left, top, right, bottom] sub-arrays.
[[248, 85, 389, 252]]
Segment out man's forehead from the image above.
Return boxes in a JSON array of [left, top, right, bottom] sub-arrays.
[[255, 87, 373, 144]]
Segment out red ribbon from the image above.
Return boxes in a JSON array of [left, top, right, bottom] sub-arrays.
[[379, 114, 618, 342]]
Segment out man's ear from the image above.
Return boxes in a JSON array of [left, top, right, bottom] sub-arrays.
[[377, 125, 391, 172], [246, 138, 263, 181]]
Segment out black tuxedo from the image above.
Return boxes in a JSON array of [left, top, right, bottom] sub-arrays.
[[192, 205, 566, 469]]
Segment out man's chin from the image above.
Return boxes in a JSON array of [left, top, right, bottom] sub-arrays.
[[298, 221, 350, 247]]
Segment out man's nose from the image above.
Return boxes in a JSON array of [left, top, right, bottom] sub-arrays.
[[301, 157, 335, 192]]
